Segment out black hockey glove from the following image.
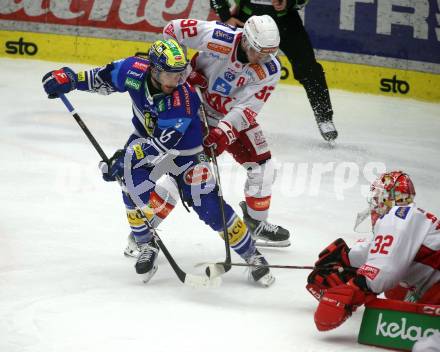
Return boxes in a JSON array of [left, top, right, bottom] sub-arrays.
[[99, 149, 125, 182]]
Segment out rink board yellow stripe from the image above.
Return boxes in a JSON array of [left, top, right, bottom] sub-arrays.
[[1, 30, 439, 102], [277, 56, 440, 103], [0, 30, 150, 64]]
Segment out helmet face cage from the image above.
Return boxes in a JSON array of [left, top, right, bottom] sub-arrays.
[[368, 171, 416, 217]]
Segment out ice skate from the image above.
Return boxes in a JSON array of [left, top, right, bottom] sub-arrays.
[[317, 120, 338, 142], [244, 249, 275, 287], [124, 232, 140, 258], [135, 239, 159, 284], [240, 201, 290, 247]]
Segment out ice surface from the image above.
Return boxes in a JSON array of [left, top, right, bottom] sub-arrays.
[[0, 58, 439, 352]]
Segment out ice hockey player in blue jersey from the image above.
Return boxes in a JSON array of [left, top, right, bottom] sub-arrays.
[[42, 39, 275, 287]]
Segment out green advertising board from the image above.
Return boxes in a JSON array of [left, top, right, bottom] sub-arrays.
[[358, 306, 440, 351]]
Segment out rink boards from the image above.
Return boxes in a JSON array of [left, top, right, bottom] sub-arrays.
[[1, 29, 439, 103]]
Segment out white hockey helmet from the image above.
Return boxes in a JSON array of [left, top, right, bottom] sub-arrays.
[[243, 15, 280, 55]]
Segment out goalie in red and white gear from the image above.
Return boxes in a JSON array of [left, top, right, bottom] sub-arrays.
[[306, 171, 440, 331], [159, 15, 290, 247]]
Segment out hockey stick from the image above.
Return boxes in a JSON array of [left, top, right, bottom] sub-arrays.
[[195, 87, 232, 274], [197, 261, 358, 272], [57, 93, 221, 288]]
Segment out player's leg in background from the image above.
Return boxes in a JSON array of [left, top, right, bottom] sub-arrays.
[[226, 123, 291, 247], [277, 10, 338, 142]]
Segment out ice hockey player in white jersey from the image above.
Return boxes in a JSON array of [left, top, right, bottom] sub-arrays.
[[305, 171, 439, 337], [161, 15, 291, 248]]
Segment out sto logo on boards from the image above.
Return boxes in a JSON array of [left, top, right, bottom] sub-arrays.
[[380, 75, 410, 94], [5, 37, 38, 56]]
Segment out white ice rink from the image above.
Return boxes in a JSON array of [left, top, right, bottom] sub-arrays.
[[1, 58, 439, 352]]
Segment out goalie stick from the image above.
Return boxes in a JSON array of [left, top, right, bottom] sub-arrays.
[[57, 93, 221, 288]]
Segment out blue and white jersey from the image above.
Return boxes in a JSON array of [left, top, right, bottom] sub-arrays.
[[76, 56, 204, 156]]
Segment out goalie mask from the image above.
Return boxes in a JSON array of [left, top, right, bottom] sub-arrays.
[[354, 171, 416, 231], [368, 171, 415, 222]]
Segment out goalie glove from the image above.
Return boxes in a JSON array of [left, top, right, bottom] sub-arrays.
[[314, 277, 376, 331], [306, 238, 355, 300]]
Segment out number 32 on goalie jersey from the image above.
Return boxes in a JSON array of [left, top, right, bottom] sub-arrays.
[[370, 235, 394, 255]]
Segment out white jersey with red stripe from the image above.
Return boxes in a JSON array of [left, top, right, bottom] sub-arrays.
[[163, 19, 281, 132], [349, 203, 440, 297]]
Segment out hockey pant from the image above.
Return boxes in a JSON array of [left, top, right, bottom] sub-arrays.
[[121, 136, 256, 259]]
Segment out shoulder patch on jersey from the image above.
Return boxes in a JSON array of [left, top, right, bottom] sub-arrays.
[[164, 22, 176, 39], [250, 64, 266, 80], [395, 206, 410, 220], [264, 61, 278, 76], [212, 28, 235, 43], [124, 77, 141, 90], [212, 77, 232, 95], [132, 61, 148, 72], [207, 42, 231, 55]]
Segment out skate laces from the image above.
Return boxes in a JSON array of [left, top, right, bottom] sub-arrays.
[[137, 243, 158, 264], [245, 253, 270, 282], [246, 253, 267, 268], [255, 220, 279, 236], [251, 255, 265, 267]]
